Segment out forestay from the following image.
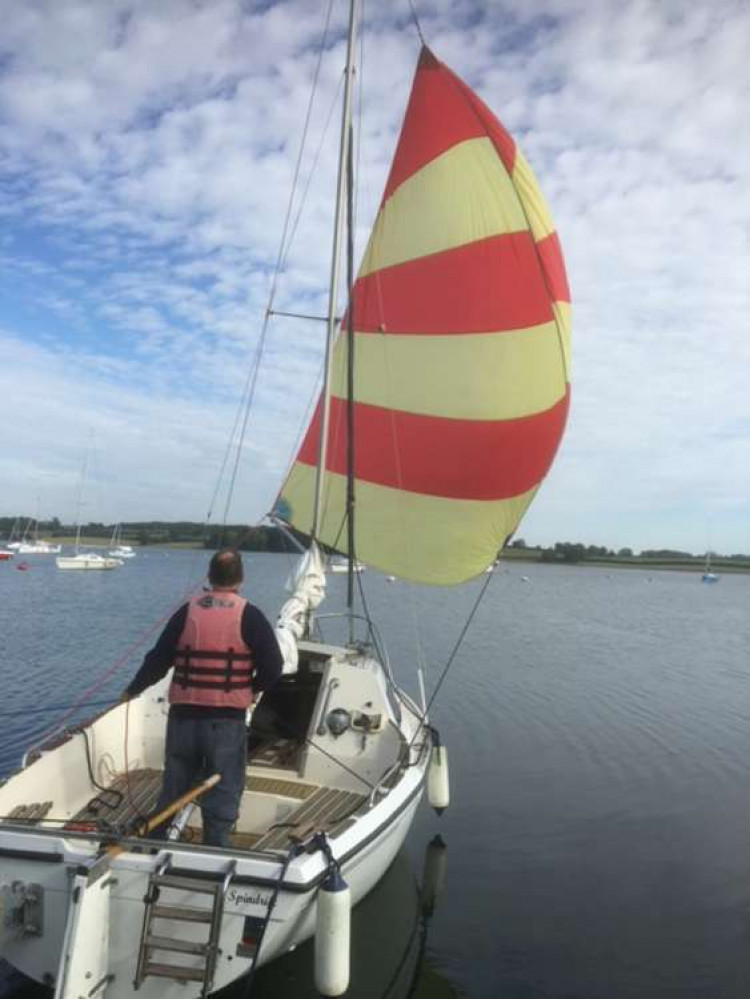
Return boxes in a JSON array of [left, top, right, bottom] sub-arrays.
[[276, 46, 571, 585]]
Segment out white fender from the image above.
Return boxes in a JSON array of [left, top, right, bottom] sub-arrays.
[[427, 744, 450, 813], [314, 867, 350, 996]]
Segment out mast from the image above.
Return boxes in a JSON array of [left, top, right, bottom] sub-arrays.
[[310, 0, 360, 542], [73, 446, 90, 555], [345, 111, 356, 629]]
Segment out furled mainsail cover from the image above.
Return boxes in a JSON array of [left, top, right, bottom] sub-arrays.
[[276, 47, 571, 585]]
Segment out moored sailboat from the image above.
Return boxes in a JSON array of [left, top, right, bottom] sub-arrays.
[[0, 5, 570, 997], [108, 524, 137, 559], [56, 452, 123, 570], [701, 551, 719, 583]]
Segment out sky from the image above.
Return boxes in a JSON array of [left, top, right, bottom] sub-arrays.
[[0, 0, 748, 555]]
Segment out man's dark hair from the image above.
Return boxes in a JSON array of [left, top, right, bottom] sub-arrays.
[[209, 549, 244, 588]]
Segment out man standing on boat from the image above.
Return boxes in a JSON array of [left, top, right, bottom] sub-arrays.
[[122, 549, 283, 846]]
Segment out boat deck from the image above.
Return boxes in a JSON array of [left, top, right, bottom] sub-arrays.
[[55, 769, 366, 849], [68, 768, 163, 830], [252, 783, 366, 852]]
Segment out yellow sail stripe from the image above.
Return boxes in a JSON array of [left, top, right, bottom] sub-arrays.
[[511, 149, 555, 242], [329, 321, 568, 421], [359, 137, 528, 278], [282, 464, 538, 586]]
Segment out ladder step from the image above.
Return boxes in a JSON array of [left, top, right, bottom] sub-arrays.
[[152, 903, 213, 924], [152, 874, 220, 894], [147, 934, 209, 956], [144, 962, 205, 983]]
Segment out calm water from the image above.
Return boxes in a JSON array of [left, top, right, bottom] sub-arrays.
[[2, 552, 750, 998]]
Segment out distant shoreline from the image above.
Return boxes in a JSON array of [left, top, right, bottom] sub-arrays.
[[33, 538, 750, 575], [501, 549, 750, 574]]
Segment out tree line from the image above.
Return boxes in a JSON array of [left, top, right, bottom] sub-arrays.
[[509, 540, 749, 564], [0, 516, 302, 552]]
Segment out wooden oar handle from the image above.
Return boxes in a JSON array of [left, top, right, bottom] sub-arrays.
[[106, 773, 221, 856]]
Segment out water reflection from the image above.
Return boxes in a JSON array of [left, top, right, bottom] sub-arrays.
[[237, 840, 458, 999]]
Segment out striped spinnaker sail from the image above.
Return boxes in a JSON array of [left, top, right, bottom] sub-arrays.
[[276, 47, 571, 585]]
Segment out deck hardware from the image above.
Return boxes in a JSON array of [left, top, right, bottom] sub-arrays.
[[134, 855, 235, 995], [326, 708, 351, 738], [317, 679, 341, 735], [88, 973, 114, 996], [0, 880, 44, 938]]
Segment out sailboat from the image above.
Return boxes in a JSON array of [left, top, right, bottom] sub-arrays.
[[327, 555, 364, 574], [56, 452, 123, 570], [0, 6, 570, 998], [701, 551, 719, 583], [17, 520, 61, 555], [108, 524, 137, 560]]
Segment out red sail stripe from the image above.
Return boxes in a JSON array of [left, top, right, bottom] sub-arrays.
[[384, 47, 516, 201], [348, 231, 554, 335], [536, 231, 570, 304], [446, 66, 517, 176], [296, 391, 570, 501]]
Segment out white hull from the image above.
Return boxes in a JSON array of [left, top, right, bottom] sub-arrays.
[[328, 561, 364, 574], [56, 554, 124, 570], [0, 641, 430, 998], [17, 542, 62, 554]]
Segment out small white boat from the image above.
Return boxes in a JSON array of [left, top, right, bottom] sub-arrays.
[[328, 557, 364, 574], [108, 525, 136, 559], [0, 548, 13, 561], [10, 518, 61, 554], [17, 540, 62, 554], [57, 450, 123, 571], [56, 552, 124, 570], [109, 545, 136, 559]]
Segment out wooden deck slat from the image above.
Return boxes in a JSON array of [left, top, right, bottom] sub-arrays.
[[68, 769, 163, 829], [3, 801, 53, 825], [254, 786, 366, 852], [244, 775, 319, 800]]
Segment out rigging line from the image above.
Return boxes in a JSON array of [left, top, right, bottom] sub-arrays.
[[27, 584, 201, 755], [270, 366, 323, 515], [0, 698, 113, 719], [220, 340, 263, 531], [425, 569, 495, 716], [276, 0, 337, 274], [280, 71, 344, 274], [219, 0, 335, 531], [207, 371, 252, 527], [406, 0, 426, 45], [269, 714, 375, 791]]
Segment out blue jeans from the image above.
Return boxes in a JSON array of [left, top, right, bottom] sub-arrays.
[[153, 712, 247, 847]]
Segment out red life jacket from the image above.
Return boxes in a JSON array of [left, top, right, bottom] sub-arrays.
[[168, 591, 254, 710]]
